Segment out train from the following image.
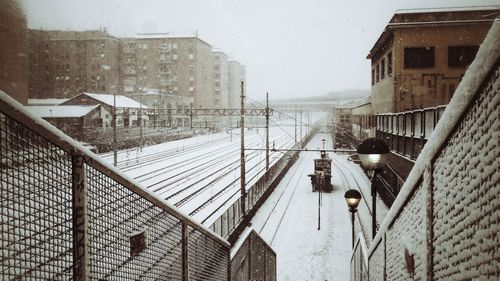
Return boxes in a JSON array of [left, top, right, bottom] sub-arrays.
[[308, 150, 333, 192]]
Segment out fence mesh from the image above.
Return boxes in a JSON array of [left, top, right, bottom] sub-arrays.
[[1, 96, 230, 280], [1, 112, 74, 280]]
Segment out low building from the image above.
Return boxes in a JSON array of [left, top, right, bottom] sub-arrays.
[[27, 98, 68, 106], [351, 101, 375, 140], [367, 6, 499, 113], [26, 104, 102, 140], [61, 92, 148, 127]]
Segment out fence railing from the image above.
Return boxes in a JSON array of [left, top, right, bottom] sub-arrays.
[[0, 91, 230, 280], [350, 233, 369, 281], [375, 105, 446, 160], [230, 228, 276, 281], [355, 23, 499, 281]]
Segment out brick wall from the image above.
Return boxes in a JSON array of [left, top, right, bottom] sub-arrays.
[[359, 23, 499, 280]]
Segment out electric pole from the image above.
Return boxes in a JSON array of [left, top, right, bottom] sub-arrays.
[[240, 81, 246, 215], [299, 107, 302, 144], [265, 92, 269, 171], [113, 92, 117, 166], [294, 105, 297, 143]]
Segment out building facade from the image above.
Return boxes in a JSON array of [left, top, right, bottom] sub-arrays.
[[28, 29, 121, 99], [213, 50, 230, 108], [121, 34, 214, 108], [367, 6, 498, 113], [228, 60, 246, 108], [0, 0, 28, 104]]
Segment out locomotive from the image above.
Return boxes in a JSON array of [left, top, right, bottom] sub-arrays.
[[308, 150, 333, 192]]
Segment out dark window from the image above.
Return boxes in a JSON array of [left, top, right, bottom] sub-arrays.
[[376, 64, 380, 82], [381, 58, 385, 79], [387, 52, 392, 76], [404, 47, 435, 68], [371, 69, 375, 85], [448, 46, 478, 67]]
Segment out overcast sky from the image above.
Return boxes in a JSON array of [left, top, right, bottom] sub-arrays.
[[22, 0, 498, 100]]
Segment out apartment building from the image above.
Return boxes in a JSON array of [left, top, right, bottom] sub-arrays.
[[367, 6, 498, 113], [28, 29, 120, 99], [0, 0, 28, 104], [121, 33, 214, 108], [228, 60, 246, 108], [213, 50, 230, 108]]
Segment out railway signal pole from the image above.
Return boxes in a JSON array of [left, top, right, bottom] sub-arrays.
[[265, 92, 270, 171], [240, 81, 247, 215]]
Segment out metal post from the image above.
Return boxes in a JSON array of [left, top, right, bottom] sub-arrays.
[[265, 92, 269, 171], [372, 170, 378, 239], [351, 210, 355, 248], [113, 93, 117, 166], [181, 221, 189, 281], [139, 94, 143, 152], [190, 103, 193, 129], [318, 176, 321, 231], [299, 108, 302, 144], [240, 81, 246, 215], [72, 153, 88, 281], [294, 105, 297, 143]]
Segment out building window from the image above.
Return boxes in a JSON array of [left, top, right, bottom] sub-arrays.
[[387, 51, 392, 76], [448, 46, 478, 68], [404, 47, 435, 68], [371, 69, 375, 85], [376, 64, 380, 82], [173, 54, 178, 60], [189, 54, 194, 60], [172, 43, 177, 49], [189, 65, 194, 71], [381, 58, 385, 79]]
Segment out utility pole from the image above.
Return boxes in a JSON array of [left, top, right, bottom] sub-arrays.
[[139, 94, 143, 152], [294, 105, 297, 143], [265, 92, 270, 171], [189, 103, 193, 129], [240, 81, 246, 216], [299, 107, 302, 144], [113, 92, 117, 166]]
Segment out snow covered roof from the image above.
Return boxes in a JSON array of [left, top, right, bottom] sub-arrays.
[[26, 105, 99, 118], [395, 5, 500, 14], [82, 93, 148, 109], [28, 98, 68, 106], [134, 33, 212, 46]]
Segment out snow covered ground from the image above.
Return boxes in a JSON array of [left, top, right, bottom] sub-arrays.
[[99, 113, 326, 226], [247, 132, 388, 280]]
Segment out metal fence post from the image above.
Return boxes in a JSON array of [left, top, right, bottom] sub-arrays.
[[182, 221, 189, 281], [72, 153, 89, 281]]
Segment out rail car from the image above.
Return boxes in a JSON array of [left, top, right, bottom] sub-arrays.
[[308, 150, 333, 192]]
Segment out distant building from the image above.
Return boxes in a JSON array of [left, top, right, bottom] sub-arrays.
[[28, 29, 120, 99], [27, 98, 68, 106], [351, 101, 375, 140], [26, 104, 103, 140], [367, 6, 499, 113], [213, 50, 230, 108], [0, 0, 28, 104], [128, 91, 192, 128], [228, 60, 246, 108], [120, 33, 214, 108], [62, 92, 148, 128]]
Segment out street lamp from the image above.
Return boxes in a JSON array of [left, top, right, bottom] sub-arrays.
[[356, 138, 389, 239], [344, 189, 362, 248]]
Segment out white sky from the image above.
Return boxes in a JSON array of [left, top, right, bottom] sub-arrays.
[[22, 0, 498, 100]]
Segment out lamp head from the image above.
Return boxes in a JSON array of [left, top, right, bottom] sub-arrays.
[[357, 138, 389, 170], [344, 189, 362, 209]]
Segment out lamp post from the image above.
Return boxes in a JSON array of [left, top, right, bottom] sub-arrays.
[[356, 138, 389, 239], [344, 189, 362, 248]]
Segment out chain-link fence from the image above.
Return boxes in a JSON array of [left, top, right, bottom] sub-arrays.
[[230, 229, 276, 281], [0, 91, 230, 281]]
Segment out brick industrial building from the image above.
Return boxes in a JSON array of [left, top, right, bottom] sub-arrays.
[[28, 29, 121, 99], [367, 6, 499, 113], [27, 30, 246, 110]]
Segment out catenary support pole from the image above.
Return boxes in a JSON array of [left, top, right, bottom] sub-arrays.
[[265, 92, 269, 171], [294, 105, 297, 143], [113, 92, 117, 166], [299, 107, 302, 144], [240, 81, 247, 215]]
